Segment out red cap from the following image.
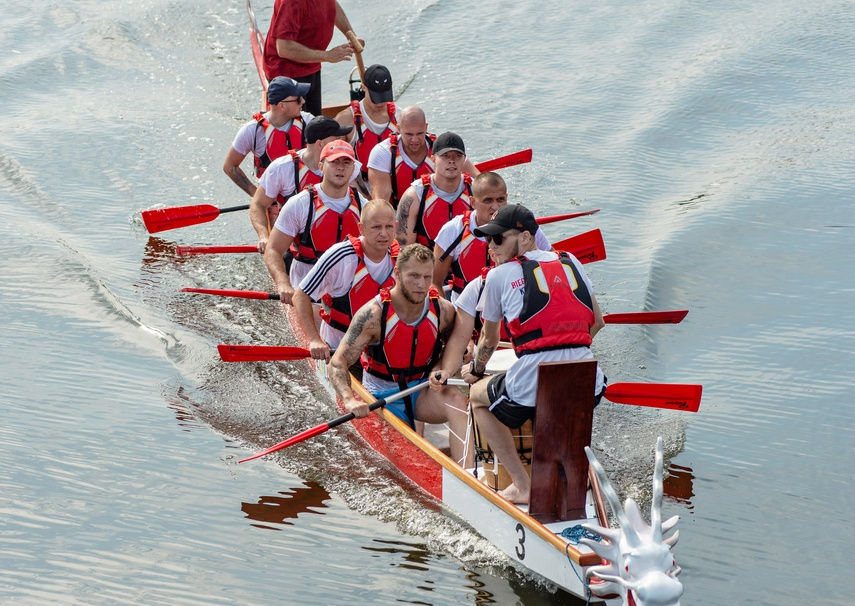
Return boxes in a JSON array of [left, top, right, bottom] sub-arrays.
[[320, 140, 355, 161]]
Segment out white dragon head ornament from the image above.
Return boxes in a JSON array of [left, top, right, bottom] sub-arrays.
[[582, 437, 683, 606]]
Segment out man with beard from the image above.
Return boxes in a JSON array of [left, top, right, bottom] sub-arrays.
[[264, 140, 368, 306], [328, 244, 472, 467], [434, 204, 606, 504], [293, 199, 398, 361]]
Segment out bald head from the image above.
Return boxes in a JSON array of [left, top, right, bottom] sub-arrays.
[[400, 106, 427, 127], [472, 171, 507, 198], [360, 198, 395, 223]]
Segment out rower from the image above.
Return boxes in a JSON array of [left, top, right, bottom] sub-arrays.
[[366, 106, 434, 207], [334, 64, 399, 176], [396, 132, 477, 249], [455, 204, 605, 504], [431, 172, 552, 301], [328, 244, 472, 467], [292, 199, 399, 362], [223, 77, 314, 198], [264, 140, 368, 305], [250, 116, 354, 253]]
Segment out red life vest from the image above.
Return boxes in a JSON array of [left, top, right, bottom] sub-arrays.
[[320, 237, 399, 332], [289, 185, 363, 264], [414, 174, 474, 248], [439, 210, 492, 294], [351, 100, 397, 169], [252, 113, 306, 177], [387, 134, 435, 207], [361, 286, 443, 384], [505, 254, 595, 356]]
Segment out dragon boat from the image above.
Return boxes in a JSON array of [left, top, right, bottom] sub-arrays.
[[186, 4, 696, 603]]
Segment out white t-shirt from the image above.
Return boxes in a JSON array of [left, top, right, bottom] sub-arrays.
[[454, 277, 484, 318], [477, 249, 604, 407], [298, 237, 395, 349], [272, 185, 369, 287], [231, 111, 315, 157], [434, 214, 552, 303], [366, 137, 435, 174]]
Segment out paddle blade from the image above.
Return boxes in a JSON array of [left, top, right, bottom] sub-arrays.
[[553, 229, 607, 264], [604, 382, 702, 412], [536, 209, 600, 225], [218, 344, 310, 362], [239, 423, 330, 463], [475, 148, 533, 172], [142, 204, 222, 233], [603, 310, 689, 325], [181, 287, 279, 300], [176, 245, 259, 255]]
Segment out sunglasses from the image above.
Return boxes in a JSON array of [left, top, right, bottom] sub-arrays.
[[485, 230, 517, 246], [279, 97, 302, 104]]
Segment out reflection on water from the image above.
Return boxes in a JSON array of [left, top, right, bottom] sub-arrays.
[[663, 463, 695, 509], [241, 482, 332, 530]]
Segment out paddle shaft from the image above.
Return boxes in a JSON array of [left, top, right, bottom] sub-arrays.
[[239, 378, 467, 462]]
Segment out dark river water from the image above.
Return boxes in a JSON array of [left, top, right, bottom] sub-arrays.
[[2, 0, 854, 604]]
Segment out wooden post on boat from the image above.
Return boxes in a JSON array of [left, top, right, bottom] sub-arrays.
[[528, 359, 598, 522]]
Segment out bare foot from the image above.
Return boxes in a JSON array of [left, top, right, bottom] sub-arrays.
[[498, 483, 530, 504]]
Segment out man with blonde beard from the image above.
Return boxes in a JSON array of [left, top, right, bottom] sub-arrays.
[[329, 244, 472, 467]]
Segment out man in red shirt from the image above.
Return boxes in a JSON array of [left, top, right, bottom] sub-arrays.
[[263, 0, 361, 116]]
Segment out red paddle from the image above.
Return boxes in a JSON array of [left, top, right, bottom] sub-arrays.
[[141, 203, 250, 234], [176, 245, 259, 256], [604, 382, 702, 412], [602, 310, 688, 324], [474, 148, 532, 172], [218, 344, 308, 361], [553, 229, 607, 264], [536, 209, 600, 225], [180, 287, 279, 300]]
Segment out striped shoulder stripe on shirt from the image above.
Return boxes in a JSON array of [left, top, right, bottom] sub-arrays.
[[300, 242, 358, 297]]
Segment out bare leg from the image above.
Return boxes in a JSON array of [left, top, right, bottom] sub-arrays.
[[469, 378, 530, 504]]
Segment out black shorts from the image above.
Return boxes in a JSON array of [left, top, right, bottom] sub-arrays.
[[486, 373, 535, 429], [487, 372, 608, 429]]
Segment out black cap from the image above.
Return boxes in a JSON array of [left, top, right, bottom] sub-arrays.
[[363, 64, 393, 103], [473, 204, 539, 238], [267, 76, 311, 105], [433, 131, 465, 156], [304, 116, 353, 144]]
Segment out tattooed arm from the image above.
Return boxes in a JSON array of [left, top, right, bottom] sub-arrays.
[[395, 186, 419, 246], [223, 146, 256, 197], [463, 318, 499, 384], [329, 303, 381, 417]]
